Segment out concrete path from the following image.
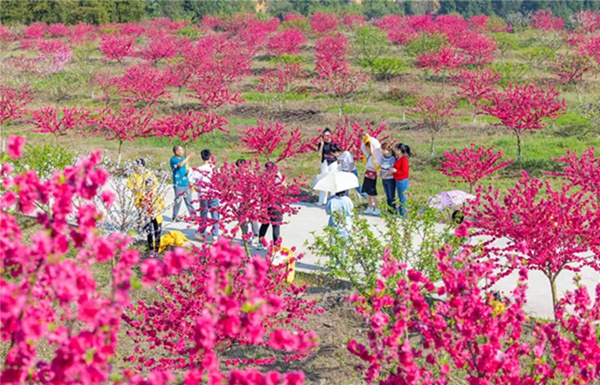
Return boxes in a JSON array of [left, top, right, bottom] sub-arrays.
[[113, 182, 598, 320]]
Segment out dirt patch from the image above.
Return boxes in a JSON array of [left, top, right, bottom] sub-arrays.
[[231, 104, 323, 124]]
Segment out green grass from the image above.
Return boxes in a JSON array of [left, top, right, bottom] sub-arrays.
[[324, 105, 379, 114], [241, 91, 312, 103]]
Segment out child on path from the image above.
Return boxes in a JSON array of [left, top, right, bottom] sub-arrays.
[[361, 135, 383, 216], [380, 142, 396, 214], [326, 190, 354, 240]]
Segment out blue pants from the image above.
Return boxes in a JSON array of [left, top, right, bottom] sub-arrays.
[[395, 179, 409, 216], [173, 185, 195, 220], [199, 198, 220, 238], [382, 178, 396, 213]]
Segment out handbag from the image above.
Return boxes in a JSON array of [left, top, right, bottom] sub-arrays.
[[365, 170, 377, 180]]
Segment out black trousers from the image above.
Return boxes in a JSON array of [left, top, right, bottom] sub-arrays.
[[143, 218, 162, 252], [259, 208, 282, 243]]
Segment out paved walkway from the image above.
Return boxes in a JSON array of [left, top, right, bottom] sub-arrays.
[[156, 190, 598, 320]]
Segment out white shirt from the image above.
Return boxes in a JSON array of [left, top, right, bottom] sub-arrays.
[[189, 163, 214, 195], [337, 151, 356, 172]]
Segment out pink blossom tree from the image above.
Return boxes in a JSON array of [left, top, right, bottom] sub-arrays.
[[112, 65, 172, 106], [0, 136, 317, 384], [531, 9, 566, 31], [27, 106, 93, 144], [153, 110, 229, 153], [310, 12, 339, 34], [93, 104, 155, 161], [483, 84, 566, 161], [266, 29, 306, 56], [241, 119, 312, 162], [417, 45, 465, 91], [452, 68, 501, 122], [257, 63, 308, 113], [348, 239, 600, 383], [546, 147, 600, 202], [139, 35, 178, 65], [407, 95, 456, 156], [123, 239, 320, 372], [472, 171, 600, 316], [99, 34, 135, 63], [438, 143, 514, 193], [0, 84, 33, 153]]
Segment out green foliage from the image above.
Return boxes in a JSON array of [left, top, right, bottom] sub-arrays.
[[490, 62, 530, 88], [492, 32, 518, 60], [308, 200, 458, 298], [360, 0, 405, 19], [404, 32, 447, 58], [351, 26, 390, 64], [518, 46, 556, 74], [175, 26, 200, 39], [361, 58, 408, 81], [11, 143, 74, 181]]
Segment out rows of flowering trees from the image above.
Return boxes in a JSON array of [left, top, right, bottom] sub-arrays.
[[3, 10, 598, 161]]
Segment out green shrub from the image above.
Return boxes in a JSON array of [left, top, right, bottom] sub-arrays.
[[307, 199, 462, 298], [12, 143, 75, 181], [351, 26, 390, 64], [361, 57, 407, 81], [404, 32, 447, 58], [491, 62, 530, 88], [176, 26, 201, 39]]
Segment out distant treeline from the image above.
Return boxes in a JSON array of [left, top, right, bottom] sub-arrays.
[[1, 0, 599, 26]]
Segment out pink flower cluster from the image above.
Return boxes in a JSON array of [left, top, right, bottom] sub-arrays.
[[1, 136, 317, 384]]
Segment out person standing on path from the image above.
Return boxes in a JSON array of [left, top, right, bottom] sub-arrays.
[[380, 142, 396, 214], [190, 149, 219, 242], [390, 143, 411, 216], [361, 135, 383, 216], [170, 145, 195, 222], [332, 146, 367, 199], [259, 162, 284, 246], [326, 190, 354, 241], [127, 158, 164, 255], [317, 127, 338, 206]]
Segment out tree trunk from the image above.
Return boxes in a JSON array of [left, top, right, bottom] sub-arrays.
[[549, 276, 558, 321], [516, 133, 522, 162], [244, 240, 251, 258], [117, 141, 123, 166], [430, 134, 435, 157]]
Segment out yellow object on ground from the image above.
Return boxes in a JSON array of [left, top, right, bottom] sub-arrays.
[[272, 247, 296, 284], [158, 231, 189, 253]]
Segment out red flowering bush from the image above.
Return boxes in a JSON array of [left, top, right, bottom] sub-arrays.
[[483, 84, 566, 161], [471, 171, 600, 315], [438, 143, 514, 193], [546, 146, 600, 201], [452, 67, 501, 121], [241, 119, 312, 163], [112, 65, 172, 106], [27, 106, 93, 143], [123, 240, 321, 373], [266, 29, 306, 56], [99, 34, 135, 63], [349, 239, 600, 384], [1, 136, 317, 384]]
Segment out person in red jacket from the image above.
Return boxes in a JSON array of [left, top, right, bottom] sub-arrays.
[[388, 143, 411, 216]]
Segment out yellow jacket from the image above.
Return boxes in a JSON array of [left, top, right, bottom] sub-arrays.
[[127, 171, 165, 224]]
